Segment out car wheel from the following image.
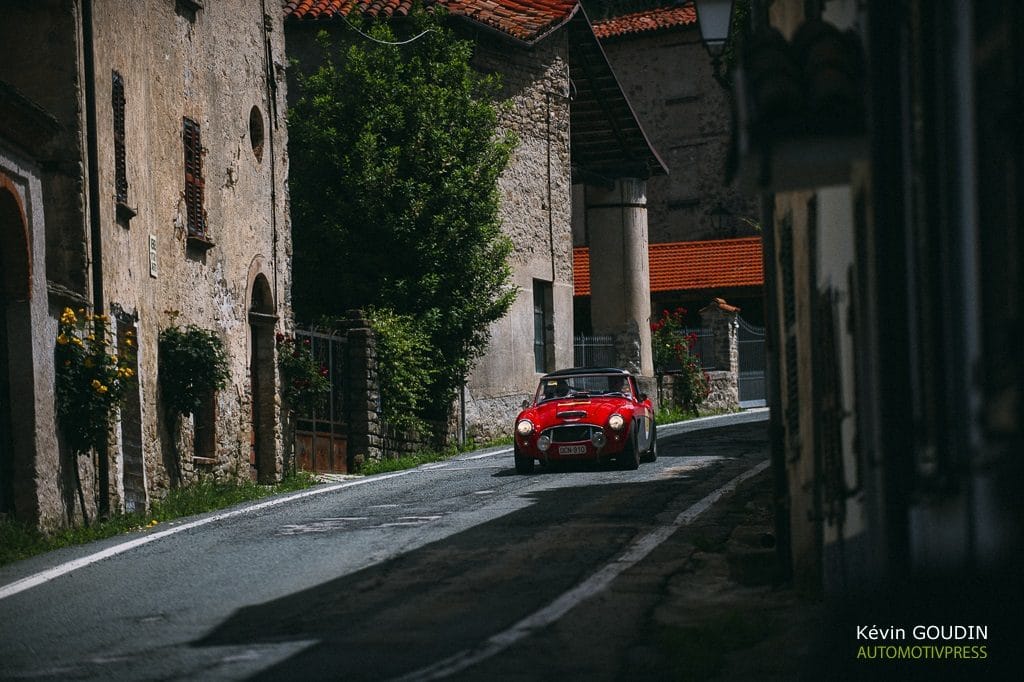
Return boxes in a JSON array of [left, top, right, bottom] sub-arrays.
[[619, 430, 640, 470], [514, 444, 535, 474], [643, 423, 658, 463]]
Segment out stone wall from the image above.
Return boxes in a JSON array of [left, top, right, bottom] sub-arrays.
[[594, 26, 759, 244], [463, 35, 576, 440], [0, 0, 292, 528]]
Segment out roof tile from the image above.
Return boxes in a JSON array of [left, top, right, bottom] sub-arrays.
[[573, 237, 764, 297], [285, 0, 580, 43], [591, 4, 696, 40]]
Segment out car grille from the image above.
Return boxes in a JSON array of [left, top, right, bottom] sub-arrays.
[[546, 424, 598, 443]]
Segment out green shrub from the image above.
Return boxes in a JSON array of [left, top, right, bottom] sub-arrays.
[[367, 307, 435, 433], [158, 325, 230, 416]]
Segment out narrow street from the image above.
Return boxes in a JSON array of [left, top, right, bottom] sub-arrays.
[[0, 413, 785, 681]]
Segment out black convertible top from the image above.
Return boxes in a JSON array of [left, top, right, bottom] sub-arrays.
[[542, 367, 631, 378]]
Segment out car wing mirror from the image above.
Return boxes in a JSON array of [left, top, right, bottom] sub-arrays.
[[521, 399, 530, 409], [638, 393, 648, 402]]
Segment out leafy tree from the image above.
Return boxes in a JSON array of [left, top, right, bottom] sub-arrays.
[[289, 6, 517, 423]]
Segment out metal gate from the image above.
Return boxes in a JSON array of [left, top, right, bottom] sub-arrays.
[[293, 327, 348, 473], [738, 317, 766, 406]]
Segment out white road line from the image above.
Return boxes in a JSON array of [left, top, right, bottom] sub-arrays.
[[0, 471, 414, 602], [390, 459, 771, 682], [463, 447, 512, 460]]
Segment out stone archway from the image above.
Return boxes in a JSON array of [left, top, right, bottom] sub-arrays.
[[0, 176, 31, 519], [248, 273, 278, 483]]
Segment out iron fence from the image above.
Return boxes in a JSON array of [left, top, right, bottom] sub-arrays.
[[573, 335, 617, 368]]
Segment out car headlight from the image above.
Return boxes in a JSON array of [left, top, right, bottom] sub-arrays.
[[608, 413, 625, 431], [537, 434, 552, 452], [516, 419, 534, 437]]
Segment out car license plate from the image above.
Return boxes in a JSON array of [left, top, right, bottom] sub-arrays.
[[558, 445, 586, 455]]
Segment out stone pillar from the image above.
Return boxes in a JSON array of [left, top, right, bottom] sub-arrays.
[[700, 298, 740, 372], [700, 298, 740, 410], [342, 311, 382, 470], [586, 178, 653, 376]]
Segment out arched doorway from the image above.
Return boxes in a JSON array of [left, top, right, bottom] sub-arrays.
[[0, 177, 31, 519], [248, 274, 277, 483]]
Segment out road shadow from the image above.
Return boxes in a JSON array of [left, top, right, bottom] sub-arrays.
[[193, 425, 769, 680]]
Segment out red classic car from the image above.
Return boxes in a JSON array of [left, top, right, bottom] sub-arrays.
[[513, 368, 656, 473]]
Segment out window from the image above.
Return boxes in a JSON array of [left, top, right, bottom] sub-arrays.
[[112, 72, 127, 203], [182, 116, 209, 243], [112, 71, 134, 222], [249, 106, 264, 163], [533, 280, 553, 373], [193, 392, 216, 462]]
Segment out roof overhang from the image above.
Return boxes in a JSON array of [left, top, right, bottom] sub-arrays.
[[567, 8, 668, 183]]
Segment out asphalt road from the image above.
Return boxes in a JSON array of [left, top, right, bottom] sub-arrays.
[[0, 411, 768, 681]]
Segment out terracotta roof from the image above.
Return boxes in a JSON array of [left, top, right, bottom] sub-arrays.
[[284, 0, 580, 44], [573, 237, 764, 297], [592, 4, 697, 40]]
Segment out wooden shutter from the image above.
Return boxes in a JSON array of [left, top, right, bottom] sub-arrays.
[[112, 71, 128, 204], [182, 117, 205, 238]]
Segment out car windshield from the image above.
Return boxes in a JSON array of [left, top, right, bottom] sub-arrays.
[[535, 374, 632, 403]]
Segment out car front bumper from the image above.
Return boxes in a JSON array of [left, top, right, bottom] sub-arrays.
[[515, 423, 630, 462]]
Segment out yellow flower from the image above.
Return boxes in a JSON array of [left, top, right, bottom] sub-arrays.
[[91, 379, 101, 389], [57, 334, 69, 345], [124, 367, 134, 378], [71, 337, 83, 347], [124, 338, 134, 347], [97, 385, 108, 394]]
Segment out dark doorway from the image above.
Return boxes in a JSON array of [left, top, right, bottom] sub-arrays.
[[0, 181, 30, 519], [0, 284, 12, 517], [249, 275, 277, 483]]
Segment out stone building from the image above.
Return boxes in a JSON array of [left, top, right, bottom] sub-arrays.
[[567, 5, 765, 338], [589, 4, 758, 244], [737, 0, 1022, 656], [0, 0, 291, 529], [284, 1, 665, 440]]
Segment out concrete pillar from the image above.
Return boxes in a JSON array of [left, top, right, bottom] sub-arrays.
[[585, 178, 653, 376]]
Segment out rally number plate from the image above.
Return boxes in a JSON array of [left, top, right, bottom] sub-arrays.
[[558, 445, 587, 455]]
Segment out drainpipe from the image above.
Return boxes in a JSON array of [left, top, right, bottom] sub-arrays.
[[80, 0, 109, 516], [81, 0, 110, 520]]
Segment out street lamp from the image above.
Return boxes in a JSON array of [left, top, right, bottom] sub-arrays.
[[693, 0, 736, 87]]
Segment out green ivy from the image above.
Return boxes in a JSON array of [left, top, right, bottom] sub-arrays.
[[158, 325, 230, 416], [366, 307, 435, 433], [55, 307, 136, 455]]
